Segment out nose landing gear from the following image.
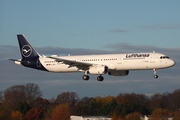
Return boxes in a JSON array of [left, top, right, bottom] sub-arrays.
[[153, 69, 158, 79]]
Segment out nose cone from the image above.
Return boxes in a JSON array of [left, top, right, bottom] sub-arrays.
[[169, 59, 176, 67]]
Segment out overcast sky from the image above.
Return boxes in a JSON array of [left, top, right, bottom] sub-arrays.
[[0, 1, 180, 99]]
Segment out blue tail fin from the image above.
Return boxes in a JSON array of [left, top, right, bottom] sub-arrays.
[[17, 34, 40, 59], [16, 34, 47, 71]]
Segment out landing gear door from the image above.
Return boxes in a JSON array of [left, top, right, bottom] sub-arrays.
[[150, 53, 155, 63]]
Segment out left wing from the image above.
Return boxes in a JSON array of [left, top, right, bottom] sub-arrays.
[[48, 56, 93, 70]]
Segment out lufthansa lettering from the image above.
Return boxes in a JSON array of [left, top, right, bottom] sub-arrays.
[[126, 54, 150, 58]]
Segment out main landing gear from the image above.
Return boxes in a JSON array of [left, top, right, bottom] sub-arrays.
[[82, 75, 89, 81], [97, 75, 104, 81], [82, 75, 104, 81], [153, 69, 158, 79]]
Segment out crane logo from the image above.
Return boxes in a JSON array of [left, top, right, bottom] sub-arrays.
[[22, 45, 32, 57]]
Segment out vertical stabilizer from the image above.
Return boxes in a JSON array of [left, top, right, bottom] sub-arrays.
[[17, 34, 40, 59]]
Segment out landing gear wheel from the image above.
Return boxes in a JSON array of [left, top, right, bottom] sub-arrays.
[[97, 76, 104, 81], [154, 75, 158, 79], [153, 69, 158, 79], [82, 75, 89, 81]]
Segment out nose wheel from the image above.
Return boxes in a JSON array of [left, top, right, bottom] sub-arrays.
[[153, 69, 158, 79], [154, 75, 158, 79]]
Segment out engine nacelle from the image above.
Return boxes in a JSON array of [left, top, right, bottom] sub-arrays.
[[108, 70, 129, 76], [88, 65, 108, 75]]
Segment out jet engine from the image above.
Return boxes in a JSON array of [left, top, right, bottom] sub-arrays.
[[88, 65, 108, 75], [108, 70, 129, 76]]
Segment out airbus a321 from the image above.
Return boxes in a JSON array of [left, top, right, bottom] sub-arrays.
[[9, 34, 175, 81]]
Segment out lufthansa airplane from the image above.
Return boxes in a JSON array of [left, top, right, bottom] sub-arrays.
[[9, 34, 175, 81]]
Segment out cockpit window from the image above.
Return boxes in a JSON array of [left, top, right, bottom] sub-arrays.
[[160, 56, 170, 59]]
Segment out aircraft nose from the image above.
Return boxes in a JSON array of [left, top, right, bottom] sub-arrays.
[[169, 59, 175, 67]]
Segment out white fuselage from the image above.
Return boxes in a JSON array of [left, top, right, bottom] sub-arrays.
[[12, 34, 175, 80], [38, 53, 175, 73]]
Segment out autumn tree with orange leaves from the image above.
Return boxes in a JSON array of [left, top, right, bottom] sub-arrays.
[[9, 111, 23, 120], [24, 107, 43, 120], [0, 83, 180, 120], [51, 104, 70, 120], [125, 112, 142, 120]]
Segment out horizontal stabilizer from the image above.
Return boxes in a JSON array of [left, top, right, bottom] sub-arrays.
[[8, 59, 21, 62], [8, 59, 22, 65]]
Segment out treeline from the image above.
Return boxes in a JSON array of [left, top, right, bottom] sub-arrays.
[[0, 83, 180, 120]]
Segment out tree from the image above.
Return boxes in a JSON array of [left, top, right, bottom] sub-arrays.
[[169, 89, 180, 111], [71, 97, 92, 115], [111, 114, 125, 120], [173, 110, 180, 120], [0, 110, 9, 120], [3, 85, 26, 111], [55, 92, 79, 106], [32, 97, 50, 110], [43, 104, 56, 120], [1, 83, 42, 113], [51, 104, 70, 120], [125, 112, 142, 120], [149, 93, 169, 111], [25, 83, 42, 104], [9, 111, 23, 120], [0, 91, 3, 103], [116, 93, 150, 115], [16, 101, 31, 116], [149, 108, 169, 120], [24, 107, 43, 120], [93, 96, 117, 116]]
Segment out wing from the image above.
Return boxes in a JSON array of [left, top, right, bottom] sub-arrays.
[[48, 56, 93, 70]]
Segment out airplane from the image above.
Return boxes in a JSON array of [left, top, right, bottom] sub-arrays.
[[9, 34, 175, 81]]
